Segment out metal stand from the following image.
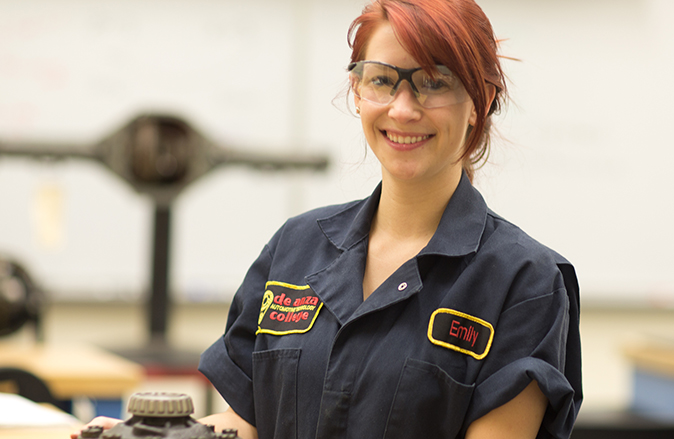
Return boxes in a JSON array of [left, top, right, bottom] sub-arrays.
[[0, 113, 328, 386], [150, 204, 171, 341]]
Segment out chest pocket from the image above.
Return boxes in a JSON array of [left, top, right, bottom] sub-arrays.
[[383, 358, 475, 439], [252, 348, 300, 439]]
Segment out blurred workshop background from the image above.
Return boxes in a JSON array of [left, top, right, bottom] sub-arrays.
[[1, 0, 674, 434]]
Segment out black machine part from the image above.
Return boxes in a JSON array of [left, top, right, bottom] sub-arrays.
[[77, 392, 240, 439], [0, 258, 43, 338]]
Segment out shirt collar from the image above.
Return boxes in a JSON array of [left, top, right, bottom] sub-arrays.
[[317, 172, 488, 258], [421, 172, 488, 257]]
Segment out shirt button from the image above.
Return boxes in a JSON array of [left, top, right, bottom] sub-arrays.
[[398, 282, 408, 291]]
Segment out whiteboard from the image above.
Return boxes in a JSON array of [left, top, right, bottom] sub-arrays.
[[0, 0, 672, 305]]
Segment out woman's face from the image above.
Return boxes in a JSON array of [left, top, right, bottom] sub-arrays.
[[354, 22, 476, 187]]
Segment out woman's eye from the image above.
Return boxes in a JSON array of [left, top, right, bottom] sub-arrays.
[[370, 75, 395, 87], [419, 72, 459, 93], [421, 78, 450, 92]]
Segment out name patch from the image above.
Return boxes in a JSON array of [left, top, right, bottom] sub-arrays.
[[256, 281, 323, 336], [427, 308, 494, 360]]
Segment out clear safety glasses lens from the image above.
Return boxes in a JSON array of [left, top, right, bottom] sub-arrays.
[[348, 61, 470, 109]]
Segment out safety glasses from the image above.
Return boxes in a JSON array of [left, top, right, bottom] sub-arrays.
[[348, 60, 470, 109]]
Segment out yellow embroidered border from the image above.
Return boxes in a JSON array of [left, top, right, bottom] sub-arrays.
[[265, 281, 312, 291]]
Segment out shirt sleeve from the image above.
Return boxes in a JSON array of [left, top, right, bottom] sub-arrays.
[[198, 243, 274, 427], [462, 263, 582, 439]]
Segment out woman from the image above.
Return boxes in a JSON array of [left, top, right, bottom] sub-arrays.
[[76, 0, 582, 438], [201, 0, 581, 437]]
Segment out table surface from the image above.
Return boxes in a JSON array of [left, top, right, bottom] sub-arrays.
[[624, 344, 674, 378], [0, 342, 144, 399]]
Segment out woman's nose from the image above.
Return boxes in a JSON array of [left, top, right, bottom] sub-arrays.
[[388, 82, 423, 122]]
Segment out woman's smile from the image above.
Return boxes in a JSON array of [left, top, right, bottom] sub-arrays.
[[381, 129, 434, 150]]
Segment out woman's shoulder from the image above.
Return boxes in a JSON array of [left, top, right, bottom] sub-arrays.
[[266, 197, 368, 249], [477, 209, 579, 308], [273, 199, 366, 240], [287, 198, 365, 226], [483, 208, 570, 267]]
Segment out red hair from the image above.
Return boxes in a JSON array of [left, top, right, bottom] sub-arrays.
[[348, 0, 507, 181]]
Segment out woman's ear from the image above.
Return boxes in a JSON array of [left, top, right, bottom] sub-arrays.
[[351, 77, 361, 112], [354, 94, 361, 113], [469, 103, 478, 127], [469, 84, 497, 126]]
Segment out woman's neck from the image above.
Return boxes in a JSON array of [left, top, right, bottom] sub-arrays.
[[373, 170, 462, 242], [362, 170, 462, 300]]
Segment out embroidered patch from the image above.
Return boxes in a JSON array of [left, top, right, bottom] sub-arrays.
[[427, 308, 494, 360], [256, 281, 323, 336]]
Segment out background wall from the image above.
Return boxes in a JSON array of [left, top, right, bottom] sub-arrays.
[[1, 0, 672, 304], [1, 0, 674, 414]]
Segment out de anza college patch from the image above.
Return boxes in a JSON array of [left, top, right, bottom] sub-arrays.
[[257, 281, 324, 335]]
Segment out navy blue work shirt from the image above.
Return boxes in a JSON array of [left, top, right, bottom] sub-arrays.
[[199, 173, 582, 439]]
